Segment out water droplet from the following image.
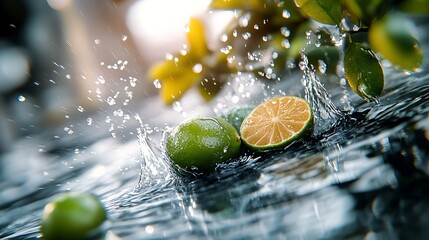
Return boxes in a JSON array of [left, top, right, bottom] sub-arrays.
[[239, 13, 250, 27], [281, 27, 290, 37], [220, 45, 232, 54], [172, 101, 183, 112], [231, 95, 239, 103], [17, 95, 26, 102], [232, 29, 238, 38], [98, 75, 105, 84], [331, 35, 343, 47], [77, 106, 84, 112], [192, 63, 203, 73], [87, 117, 93, 125], [299, 61, 307, 70], [153, 79, 162, 89], [66, 74, 71, 79], [287, 60, 296, 69], [106, 96, 116, 106], [262, 36, 268, 42], [315, 40, 321, 47], [165, 53, 173, 60], [254, 24, 259, 30], [43, 172, 49, 176], [318, 60, 327, 74], [94, 39, 100, 44], [130, 77, 137, 87], [281, 39, 290, 49], [64, 126, 74, 134], [180, 49, 188, 55], [220, 33, 228, 42], [105, 116, 111, 123], [223, 146, 229, 153], [282, 10, 290, 18], [305, 30, 312, 39], [122, 35, 128, 41], [242, 32, 251, 40], [113, 109, 124, 117]]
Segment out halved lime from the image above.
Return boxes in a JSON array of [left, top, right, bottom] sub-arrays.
[[240, 96, 313, 151]]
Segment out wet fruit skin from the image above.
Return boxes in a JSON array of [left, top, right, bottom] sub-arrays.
[[224, 106, 254, 132], [166, 117, 241, 173], [41, 192, 106, 240]]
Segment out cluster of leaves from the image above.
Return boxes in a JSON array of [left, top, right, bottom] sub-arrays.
[[148, 0, 427, 105]]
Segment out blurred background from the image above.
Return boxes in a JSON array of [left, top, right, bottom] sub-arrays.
[[0, 0, 227, 153]]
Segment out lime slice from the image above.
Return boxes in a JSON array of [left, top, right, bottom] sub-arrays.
[[240, 96, 313, 151]]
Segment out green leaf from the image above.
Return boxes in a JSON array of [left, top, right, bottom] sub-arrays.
[[343, 0, 391, 26], [305, 45, 340, 74], [369, 14, 423, 71], [293, 0, 341, 25], [344, 42, 384, 101]]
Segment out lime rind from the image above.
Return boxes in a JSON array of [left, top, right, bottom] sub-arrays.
[[240, 96, 313, 151], [166, 117, 241, 173], [41, 192, 106, 240]]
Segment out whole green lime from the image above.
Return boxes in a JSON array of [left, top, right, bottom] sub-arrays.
[[166, 117, 241, 173], [41, 192, 106, 240]]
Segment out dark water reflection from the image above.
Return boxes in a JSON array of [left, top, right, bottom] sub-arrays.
[[1, 36, 429, 240]]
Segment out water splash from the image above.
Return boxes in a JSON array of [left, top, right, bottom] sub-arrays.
[[134, 114, 173, 192], [300, 54, 344, 136]]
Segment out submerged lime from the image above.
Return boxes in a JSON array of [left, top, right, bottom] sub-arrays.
[[166, 117, 241, 173], [240, 96, 313, 151], [224, 106, 254, 132], [41, 192, 106, 240]]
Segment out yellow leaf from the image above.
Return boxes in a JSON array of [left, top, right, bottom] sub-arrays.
[[210, 0, 245, 10], [148, 54, 194, 80], [210, 0, 265, 11], [160, 70, 201, 105], [187, 18, 209, 59]]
